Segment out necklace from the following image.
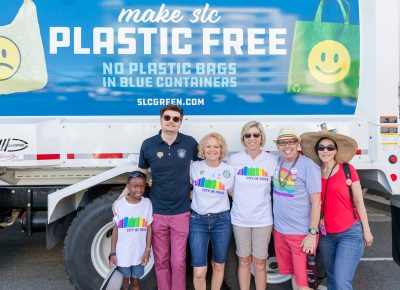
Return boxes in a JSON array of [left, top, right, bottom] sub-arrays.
[[278, 154, 300, 188]]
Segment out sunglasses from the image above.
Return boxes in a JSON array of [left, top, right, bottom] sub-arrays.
[[162, 115, 181, 123], [244, 132, 261, 139], [128, 171, 147, 181], [317, 145, 336, 151], [277, 140, 297, 146]]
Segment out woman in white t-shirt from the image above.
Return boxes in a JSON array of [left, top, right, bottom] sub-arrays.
[[189, 132, 235, 290], [228, 121, 277, 290]]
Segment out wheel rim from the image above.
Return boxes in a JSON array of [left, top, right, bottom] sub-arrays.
[[90, 221, 155, 279], [250, 256, 292, 284]]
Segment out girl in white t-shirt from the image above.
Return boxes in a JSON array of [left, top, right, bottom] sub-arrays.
[[189, 132, 235, 290], [228, 121, 277, 290], [109, 171, 153, 290]]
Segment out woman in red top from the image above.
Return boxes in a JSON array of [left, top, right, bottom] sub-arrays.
[[300, 132, 373, 290]]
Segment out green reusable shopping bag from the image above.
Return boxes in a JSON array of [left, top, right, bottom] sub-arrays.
[[287, 0, 359, 98]]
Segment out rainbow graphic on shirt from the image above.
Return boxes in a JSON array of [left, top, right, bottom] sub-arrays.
[[194, 178, 225, 194], [237, 167, 269, 177], [273, 167, 296, 197], [117, 216, 148, 228]]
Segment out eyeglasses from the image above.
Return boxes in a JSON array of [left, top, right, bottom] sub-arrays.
[[317, 145, 336, 151], [277, 140, 297, 146], [244, 132, 261, 139], [162, 115, 181, 123]]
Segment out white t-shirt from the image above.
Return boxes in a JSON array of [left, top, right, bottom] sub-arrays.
[[113, 197, 153, 267], [228, 151, 277, 227], [190, 160, 234, 215]]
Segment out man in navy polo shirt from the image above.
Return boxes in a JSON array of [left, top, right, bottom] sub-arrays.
[[139, 104, 198, 290]]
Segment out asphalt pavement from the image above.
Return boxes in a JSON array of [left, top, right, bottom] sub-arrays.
[[0, 204, 399, 290]]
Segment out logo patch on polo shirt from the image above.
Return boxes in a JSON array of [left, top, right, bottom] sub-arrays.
[[157, 152, 164, 158], [177, 149, 186, 158]]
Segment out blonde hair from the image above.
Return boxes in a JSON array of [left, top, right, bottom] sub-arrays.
[[197, 132, 228, 160], [240, 121, 266, 147]]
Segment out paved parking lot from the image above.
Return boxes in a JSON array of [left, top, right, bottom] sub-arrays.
[[0, 206, 399, 290]]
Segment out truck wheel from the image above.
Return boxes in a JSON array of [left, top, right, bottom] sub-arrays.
[[250, 256, 292, 284], [64, 193, 157, 290], [224, 239, 241, 290], [224, 239, 291, 289]]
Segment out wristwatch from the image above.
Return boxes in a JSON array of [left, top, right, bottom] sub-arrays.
[[309, 228, 318, 235]]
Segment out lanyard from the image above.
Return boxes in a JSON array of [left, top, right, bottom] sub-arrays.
[[278, 153, 300, 188], [321, 163, 337, 218]]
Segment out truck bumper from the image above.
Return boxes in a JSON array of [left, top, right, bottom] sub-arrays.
[[392, 204, 400, 266]]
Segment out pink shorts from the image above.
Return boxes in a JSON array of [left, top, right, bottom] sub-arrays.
[[273, 230, 309, 287]]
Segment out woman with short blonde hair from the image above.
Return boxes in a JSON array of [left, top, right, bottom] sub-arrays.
[[189, 132, 234, 290], [228, 121, 277, 290], [197, 132, 228, 160], [240, 121, 266, 148]]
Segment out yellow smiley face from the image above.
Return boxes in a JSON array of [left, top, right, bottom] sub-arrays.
[[0, 36, 21, 81], [308, 40, 350, 84]]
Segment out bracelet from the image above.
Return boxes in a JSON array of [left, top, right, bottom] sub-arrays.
[[145, 248, 151, 252], [108, 252, 116, 260]]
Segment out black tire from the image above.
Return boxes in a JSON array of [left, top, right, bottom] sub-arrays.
[[224, 239, 258, 290], [224, 239, 241, 290], [224, 236, 293, 289], [64, 192, 157, 290]]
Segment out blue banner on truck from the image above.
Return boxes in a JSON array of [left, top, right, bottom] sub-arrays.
[[0, 0, 359, 116]]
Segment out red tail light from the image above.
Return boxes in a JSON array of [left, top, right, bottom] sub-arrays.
[[389, 155, 398, 164]]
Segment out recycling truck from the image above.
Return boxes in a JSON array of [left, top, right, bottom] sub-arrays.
[[0, 0, 399, 289]]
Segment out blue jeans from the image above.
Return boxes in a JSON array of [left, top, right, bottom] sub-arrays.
[[189, 210, 232, 266], [319, 221, 364, 290], [118, 264, 144, 278]]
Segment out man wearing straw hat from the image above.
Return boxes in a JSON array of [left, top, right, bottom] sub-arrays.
[[272, 128, 321, 290]]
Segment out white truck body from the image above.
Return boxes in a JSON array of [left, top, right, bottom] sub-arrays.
[[0, 0, 399, 289]]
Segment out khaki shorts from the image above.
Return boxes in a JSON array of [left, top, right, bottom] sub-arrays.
[[232, 224, 273, 259]]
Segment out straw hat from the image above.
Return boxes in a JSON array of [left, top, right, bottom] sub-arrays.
[[273, 127, 300, 143], [300, 132, 358, 166]]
